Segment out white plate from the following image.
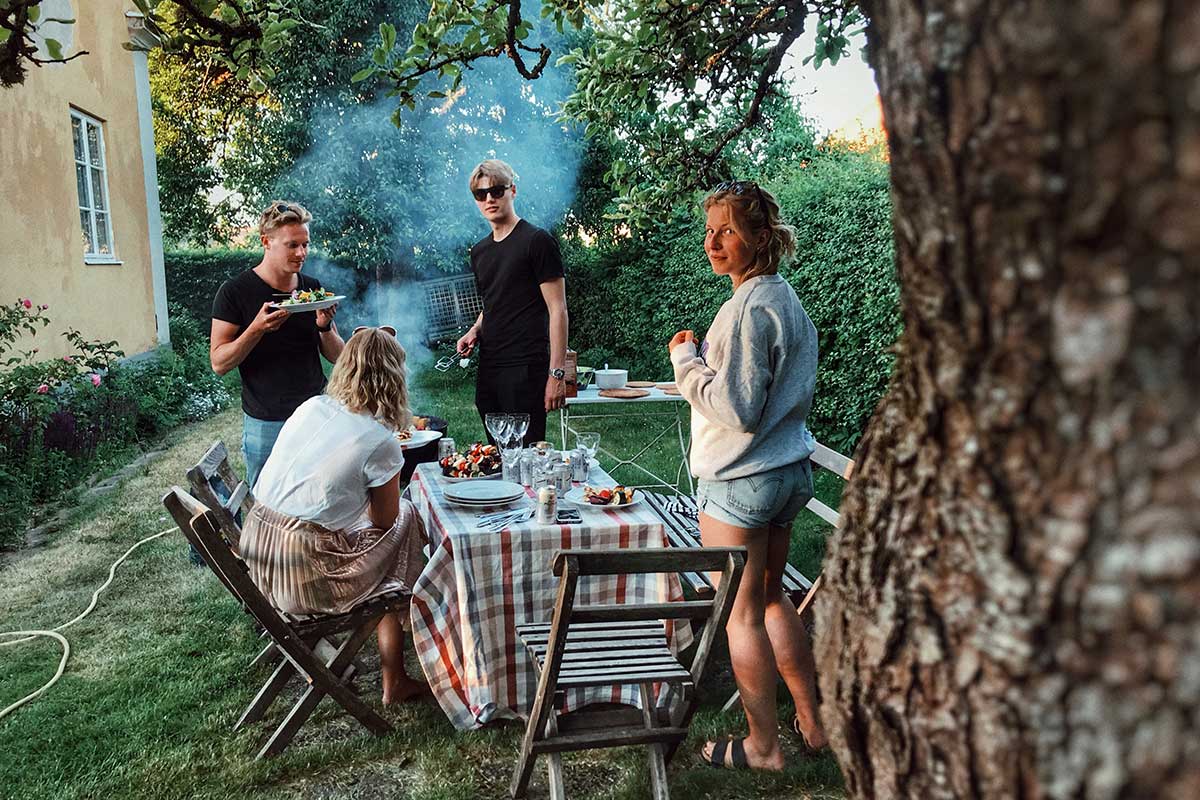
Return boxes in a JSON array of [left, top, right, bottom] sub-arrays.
[[445, 495, 523, 509], [397, 429, 443, 450], [441, 471, 501, 482], [269, 295, 346, 312], [562, 486, 641, 510], [445, 480, 525, 503]]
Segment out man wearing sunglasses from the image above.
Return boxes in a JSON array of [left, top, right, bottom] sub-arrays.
[[210, 201, 345, 487], [456, 159, 569, 444]]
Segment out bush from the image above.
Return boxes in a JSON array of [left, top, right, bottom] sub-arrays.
[[567, 145, 899, 454], [164, 249, 260, 323], [0, 302, 234, 549]]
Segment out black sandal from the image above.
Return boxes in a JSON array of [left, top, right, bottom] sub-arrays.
[[702, 737, 750, 770]]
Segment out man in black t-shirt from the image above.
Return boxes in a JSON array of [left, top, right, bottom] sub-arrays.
[[210, 201, 345, 487], [456, 160, 569, 445]]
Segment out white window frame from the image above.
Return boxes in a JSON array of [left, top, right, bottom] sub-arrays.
[[71, 109, 119, 264]]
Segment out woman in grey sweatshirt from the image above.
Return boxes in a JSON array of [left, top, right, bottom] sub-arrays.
[[670, 181, 826, 771]]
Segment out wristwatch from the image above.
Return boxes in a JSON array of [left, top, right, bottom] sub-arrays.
[[316, 321, 333, 332], [549, 367, 566, 380]]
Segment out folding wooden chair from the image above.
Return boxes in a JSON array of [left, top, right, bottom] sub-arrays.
[[510, 547, 746, 799], [163, 487, 408, 759], [186, 440, 255, 551]]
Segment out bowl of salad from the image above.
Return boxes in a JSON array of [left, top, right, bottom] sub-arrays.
[[271, 287, 345, 311]]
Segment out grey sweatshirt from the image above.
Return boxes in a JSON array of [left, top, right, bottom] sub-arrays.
[[670, 274, 818, 481]]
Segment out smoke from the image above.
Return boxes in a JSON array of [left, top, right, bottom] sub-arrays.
[[275, 28, 584, 399]]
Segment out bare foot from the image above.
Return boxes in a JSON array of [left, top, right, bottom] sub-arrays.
[[701, 736, 786, 771], [382, 675, 429, 705], [792, 716, 828, 750]]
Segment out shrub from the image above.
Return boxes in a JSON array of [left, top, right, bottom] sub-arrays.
[[0, 302, 234, 549]]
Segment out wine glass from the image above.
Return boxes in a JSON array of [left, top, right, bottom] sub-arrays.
[[575, 431, 600, 468], [484, 413, 511, 448], [507, 413, 530, 448]]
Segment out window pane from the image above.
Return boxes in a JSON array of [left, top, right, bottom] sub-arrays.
[[76, 164, 89, 208], [80, 209, 94, 254], [87, 122, 103, 168], [95, 212, 111, 255], [90, 168, 106, 210], [72, 117, 84, 162]]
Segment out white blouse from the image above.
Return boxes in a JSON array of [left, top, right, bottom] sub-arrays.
[[254, 395, 405, 531]]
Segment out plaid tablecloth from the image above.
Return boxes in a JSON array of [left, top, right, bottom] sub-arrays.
[[407, 462, 692, 730]]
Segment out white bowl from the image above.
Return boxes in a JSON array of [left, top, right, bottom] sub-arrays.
[[594, 368, 627, 390]]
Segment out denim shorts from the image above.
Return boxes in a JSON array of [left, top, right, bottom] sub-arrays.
[[696, 459, 814, 530]]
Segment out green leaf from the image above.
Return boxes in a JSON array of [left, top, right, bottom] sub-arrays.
[[27, 4, 40, 23], [380, 22, 396, 51], [45, 37, 63, 60], [350, 67, 375, 83], [0, 29, 10, 45]]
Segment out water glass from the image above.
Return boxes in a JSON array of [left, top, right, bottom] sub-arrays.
[[501, 448, 523, 482], [575, 432, 600, 467], [508, 413, 530, 448], [484, 413, 511, 447]]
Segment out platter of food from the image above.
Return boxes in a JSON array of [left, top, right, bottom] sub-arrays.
[[270, 288, 345, 311], [563, 485, 640, 509], [397, 429, 442, 449], [598, 388, 650, 399], [439, 443, 502, 481]]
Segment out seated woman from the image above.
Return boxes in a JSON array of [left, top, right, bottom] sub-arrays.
[[240, 325, 427, 704], [669, 181, 827, 770]]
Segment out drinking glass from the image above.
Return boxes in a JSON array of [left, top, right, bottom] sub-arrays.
[[484, 413, 511, 447], [501, 447, 523, 482], [575, 431, 600, 466], [507, 413, 530, 448]]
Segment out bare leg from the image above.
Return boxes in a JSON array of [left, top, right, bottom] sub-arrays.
[[763, 524, 826, 748], [698, 512, 785, 771], [377, 612, 427, 705]]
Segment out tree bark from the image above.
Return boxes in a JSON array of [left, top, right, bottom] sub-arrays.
[[815, 2, 1200, 798]]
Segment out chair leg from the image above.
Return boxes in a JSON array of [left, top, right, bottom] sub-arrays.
[[545, 713, 565, 800], [238, 657, 297, 730], [249, 640, 279, 670], [256, 620, 390, 758], [640, 683, 670, 800]]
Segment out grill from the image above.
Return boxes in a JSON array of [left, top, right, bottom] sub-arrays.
[[421, 274, 481, 341]]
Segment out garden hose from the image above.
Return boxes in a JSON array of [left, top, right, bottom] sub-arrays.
[[0, 525, 177, 721]]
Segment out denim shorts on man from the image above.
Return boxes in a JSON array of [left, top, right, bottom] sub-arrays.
[[695, 459, 814, 529]]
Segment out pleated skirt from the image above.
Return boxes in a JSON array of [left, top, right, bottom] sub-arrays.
[[239, 500, 427, 616]]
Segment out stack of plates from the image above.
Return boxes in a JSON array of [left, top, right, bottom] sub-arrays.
[[444, 480, 526, 509]]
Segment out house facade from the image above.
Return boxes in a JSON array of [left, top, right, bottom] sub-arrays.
[[0, 0, 168, 361]]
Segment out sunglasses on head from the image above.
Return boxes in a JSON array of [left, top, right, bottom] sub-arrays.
[[274, 203, 292, 213], [352, 325, 397, 338], [471, 185, 510, 201], [714, 180, 767, 205]]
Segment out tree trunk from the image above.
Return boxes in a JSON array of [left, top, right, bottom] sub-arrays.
[[815, 2, 1200, 798]]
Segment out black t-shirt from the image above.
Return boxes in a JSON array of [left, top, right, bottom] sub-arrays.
[[211, 269, 327, 421], [470, 219, 565, 367]]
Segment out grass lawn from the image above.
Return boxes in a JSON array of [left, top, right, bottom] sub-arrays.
[[0, 365, 844, 800]]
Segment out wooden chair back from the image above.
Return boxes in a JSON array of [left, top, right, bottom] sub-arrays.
[[186, 441, 255, 549], [511, 547, 746, 798]]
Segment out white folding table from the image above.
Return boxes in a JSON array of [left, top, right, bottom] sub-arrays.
[[558, 386, 694, 495]]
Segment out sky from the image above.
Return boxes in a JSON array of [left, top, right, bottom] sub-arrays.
[[782, 22, 881, 137]]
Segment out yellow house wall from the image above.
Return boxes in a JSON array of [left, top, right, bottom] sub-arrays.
[[0, 0, 160, 362]]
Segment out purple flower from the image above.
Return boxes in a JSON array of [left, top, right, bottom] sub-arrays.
[[22, 299, 32, 309], [90, 373, 102, 387]]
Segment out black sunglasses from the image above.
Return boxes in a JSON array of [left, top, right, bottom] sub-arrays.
[[275, 203, 292, 213], [352, 325, 397, 338], [471, 185, 510, 201], [714, 180, 767, 206]]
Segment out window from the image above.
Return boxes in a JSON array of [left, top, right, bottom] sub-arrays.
[[71, 110, 116, 261]]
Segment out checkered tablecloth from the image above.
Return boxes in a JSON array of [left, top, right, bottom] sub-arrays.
[[407, 462, 692, 731]]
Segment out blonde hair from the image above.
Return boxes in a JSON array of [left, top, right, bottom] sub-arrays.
[[259, 200, 313, 238], [469, 159, 516, 191], [703, 183, 795, 281], [325, 329, 411, 432]]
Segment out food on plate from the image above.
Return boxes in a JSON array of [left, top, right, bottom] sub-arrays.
[[278, 287, 337, 306], [395, 417, 431, 442], [582, 485, 636, 506], [439, 442, 501, 478], [413, 416, 429, 430], [396, 428, 413, 441]]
